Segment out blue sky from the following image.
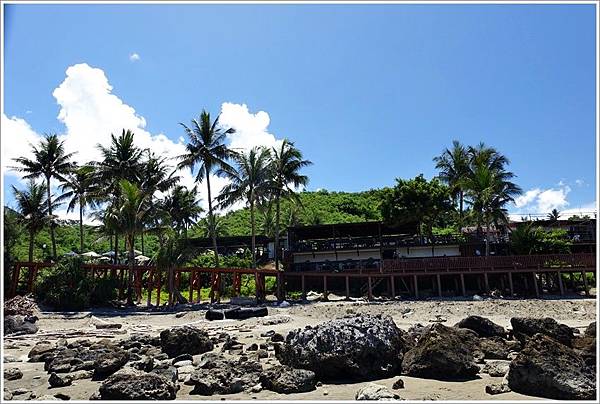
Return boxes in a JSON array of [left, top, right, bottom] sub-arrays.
[[2, 3, 597, 219]]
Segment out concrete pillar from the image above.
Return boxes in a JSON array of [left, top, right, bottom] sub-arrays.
[[569, 272, 575, 291], [323, 276, 328, 300], [484, 273, 490, 293], [460, 273, 466, 296], [345, 276, 350, 300], [557, 272, 564, 295], [390, 276, 395, 299], [301, 275, 306, 300], [367, 276, 373, 300], [508, 272, 514, 297], [414, 274, 419, 298], [436, 274, 442, 297], [582, 271, 589, 296], [532, 272, 539, 297]]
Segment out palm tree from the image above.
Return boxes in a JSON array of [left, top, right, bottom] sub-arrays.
[[464, 164, 521, 256], [58, 165, 98, 252], [217, 146, 272, 269], [12, 134, 75, 259], [12, 181, 53, 262], [155, 230, 196, 307], [139, 151, 180, 254], [162, 185, 204, 239], [433, 140, 469, 229], [177, 110, 236, 269], [93, 129, 144, 263], [269, 140, 312, 270], [547, 208, 561, 222], [115, 180, 150, 305]]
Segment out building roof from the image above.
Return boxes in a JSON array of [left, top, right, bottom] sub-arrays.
[[287, 221, 419, 240]]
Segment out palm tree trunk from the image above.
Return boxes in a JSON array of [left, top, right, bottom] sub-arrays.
[[114, 234, 119, 264], [459, 190, 464, 231], [79, 204, 84, 253], [274, 193, 281, 271], [485, 220, 491, 256], [127, 234, 135, 305], [29, 229, 35, 263], [46, 176, 57, 259], [251, 199, 256, 269], [205, 167, 220, 267]]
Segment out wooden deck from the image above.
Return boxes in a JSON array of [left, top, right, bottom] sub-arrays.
[[7, 253, 596, 304]]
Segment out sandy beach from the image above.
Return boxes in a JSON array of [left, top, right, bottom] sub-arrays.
[[3, 294, 597, 401]]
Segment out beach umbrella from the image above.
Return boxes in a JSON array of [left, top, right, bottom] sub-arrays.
[[102, 251, 115, 257], [135, 255, 150, 262], [64, 251, 78, 257], [81, 251, 101, 258]]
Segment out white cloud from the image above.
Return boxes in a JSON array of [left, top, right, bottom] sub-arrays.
[[1, 114, 42, 178], [514, 188, 541, 208], [3, 63, 285, 221], [575, 179, 585, 187], [218, 102, 282, 152], [129, 53, 140, 62], [511, 184, 574, 218]]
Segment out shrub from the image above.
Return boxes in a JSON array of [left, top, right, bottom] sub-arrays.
[[35, 257, 92, 310]]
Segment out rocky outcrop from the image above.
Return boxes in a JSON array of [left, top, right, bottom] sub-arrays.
[[584, 321, 596, 338], [98, 368, 176, 400], [482, 361, 510, 377], [510, 317, 574, 346], [259, 365, 316, 394], [478, 337, 519, 360], [4, 315, 38, 335], [48, 372, 72, 388], [506, 333, 595, 400], [276, 314, 408, 381], [188, 353, 262, 395], [355, 383, 399, 401], [93, 344, 129, 378], [401, 323, 480, 380], [160, 326, 214, 358], [455, 316, 506, 338]]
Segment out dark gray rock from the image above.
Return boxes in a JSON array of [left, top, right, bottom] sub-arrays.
[[260, 365, 316, 394], [510, 317, 574, 346], [188, 354, 262, 395], [455, 316, 506, 338], [93, 345, 129, 378], [276, 314, 408, 381], [48, 372, 72, 388], [160, 326, 214, 358], [392, 378, 405, 389], [506, 333, 595, 400], [99, 369, 176, 400], [584, 321, 596, 338], [402, 323, 480, 380], [486, 383, 511, 395], [28, 342, 56, 361], [4, 315, 38, 335], [4, 367, 23, 380], [355, 383, 399, 401], [478, 337, 519, 360]]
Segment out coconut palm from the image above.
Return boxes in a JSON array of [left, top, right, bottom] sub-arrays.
[[12, 134, 75, 259], [269, 139, 312, 270], [155, 230, 197, 307], [12, 181, 56, 262], [433, 140, 469, 229], [217, 146, 272, 269], [93, 129, 144, 262], [464, 164, 521, 256], [162, 185, 204, 239], [58, 165, 98, 252], [138, 151, 180, 254], [115, 180, 150, 305], [177, 110, 236, 269], [547, 208, 561, 222]]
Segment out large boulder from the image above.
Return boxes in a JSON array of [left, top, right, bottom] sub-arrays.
[[4, 368, 23, 381], [478, 337, 519, 360], [506, 333, 595, 400], [28, 342, 56, 362], [99, 368, 176, 400], [455, 316, 506, 338], [259, 365, 316, 394], [160, 326, 214, 358], [584, 321, 596, 338], [4, 315, 38, 335], [188, 353, 262, 395], [276, 314, 408, 381], [93, 345, 129, 378], [571, 335, 596, 370], [401, 323, 480, 380], [510, 317, 574, 346]]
